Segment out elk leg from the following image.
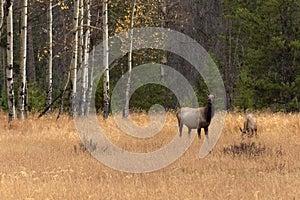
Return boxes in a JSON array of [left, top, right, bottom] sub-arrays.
[[197, 128, 201, 139], [204, 127, 209, 139], [188, 128, 191, 136], [179, 123, 183, 137], [250, 129, 255, 137]]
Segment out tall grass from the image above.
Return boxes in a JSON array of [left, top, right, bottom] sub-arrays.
[[0, 112, 299, 199]]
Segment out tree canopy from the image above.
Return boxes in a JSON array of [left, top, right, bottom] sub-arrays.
[[0, 0, 299, 116]]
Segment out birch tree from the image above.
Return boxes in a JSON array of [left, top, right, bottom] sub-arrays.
[[86, 47, 94, 115], [18, 0, 28, 120], [123, 0, 136, 118], [78, 0, 84, 71], [77, 0, 84, 116], [81, 0, 91, 115], [0, 0, 4, 34], [6, 0, 15, 121], [70, 0, 80, 117], [78, 0, 84, 115], [103, 0, 110, 119], [45, 1, 53, 111]]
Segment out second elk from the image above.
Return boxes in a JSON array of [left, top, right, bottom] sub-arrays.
[[240, 113, 257, 137]]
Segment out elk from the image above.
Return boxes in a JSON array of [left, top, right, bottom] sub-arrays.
[[176, 94, 214, 139], [240, 113, 257, 137]]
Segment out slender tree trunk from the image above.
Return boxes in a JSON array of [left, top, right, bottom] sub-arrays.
[[226, 18, 233, 110], [103, 0, 110, 119], [1, 48, 4, 97], [78, 0, 84, 115], [18, 0, 28, 120], [6, 0, 15, 121], [0, 0, 4, 98], [82, 0, 91, 116], [45, 1, 53, 111], [160, 0, 167, 82], [78, 0, 84, 116], [160, 0, 168, 109], [78, 0, 84, 70], [27, 23, 35, 83], [57, 15, 69, 120], [70, 0, 80, 117], [0, 0, 4, 33], [123, 0, 136, 118], [86, 47, 94, 115]]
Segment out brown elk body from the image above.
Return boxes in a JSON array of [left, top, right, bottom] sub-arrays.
[[176, 95, 214, 139]]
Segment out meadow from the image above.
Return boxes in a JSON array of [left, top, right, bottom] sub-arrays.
[[0, 111, 299, 199]]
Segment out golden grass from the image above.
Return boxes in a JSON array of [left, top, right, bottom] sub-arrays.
[[0, 112, 299, 199]]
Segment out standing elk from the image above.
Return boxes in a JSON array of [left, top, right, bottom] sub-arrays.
[[240, 113, 257, 137], [176, 94, 214, 139]]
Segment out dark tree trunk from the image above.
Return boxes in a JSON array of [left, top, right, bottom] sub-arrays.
[[27, 23, 36, 83]]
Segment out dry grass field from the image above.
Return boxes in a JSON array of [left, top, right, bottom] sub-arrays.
[[0, 111, 299, 199]]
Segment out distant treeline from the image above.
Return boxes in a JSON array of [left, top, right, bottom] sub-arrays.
[[0, 0, 299, 115]]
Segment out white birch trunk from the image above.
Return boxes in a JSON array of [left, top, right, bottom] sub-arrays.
[[45, 1, 53, 111], [0, 0, 4, 34], [70, 0, 80, 117], [78, 0, 84, 68], [81, 0, 91, 115], [103, 0, 110, 119], [18, 0, 28, 120], [86, 47, 94, 115], [123, 0, 136, 118], [6, 0, 15, 121], [78, 0, 84, 115]]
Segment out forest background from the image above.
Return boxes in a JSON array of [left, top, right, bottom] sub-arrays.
[[0, 0, 299, 119]]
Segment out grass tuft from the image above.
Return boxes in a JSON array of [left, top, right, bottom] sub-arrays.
[[222, 142, 266, 158]]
